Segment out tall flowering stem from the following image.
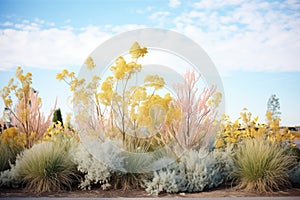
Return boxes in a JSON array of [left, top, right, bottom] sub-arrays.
[[171, 70, 221, 150]]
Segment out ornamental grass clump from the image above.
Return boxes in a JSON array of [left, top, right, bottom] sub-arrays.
[[14, 140, 77, 193], [232, 137, 296, 193]]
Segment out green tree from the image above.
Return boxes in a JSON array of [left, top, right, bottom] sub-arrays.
[[267, 94, 281, 119], [52, 108, 63, 125]]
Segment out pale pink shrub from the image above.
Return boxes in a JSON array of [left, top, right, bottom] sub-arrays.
[[12, 88, 55, 148], [1, 67, 56, 148], [170, 70, 219, 150]]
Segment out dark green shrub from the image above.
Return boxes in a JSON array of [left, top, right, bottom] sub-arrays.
[[52, 108, 63, 125]]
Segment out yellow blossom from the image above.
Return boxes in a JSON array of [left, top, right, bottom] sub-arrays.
[[214, 139, 225, 149], [208, 92, 222, 107], [4, 98, 12, 107], [144, 74, 165, 90], [85, 56, 96, 70], [99, 76, 114, 106], [129, 42, 148, 59], [132, 86, 147, 102], [68, 71, 75, 77], [0, 127, 25, 148], [15, 66, 23, 79], [110, 56, 127, 80]]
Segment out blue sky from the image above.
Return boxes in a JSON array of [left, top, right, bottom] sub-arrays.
[[0, 0, 299, 126]]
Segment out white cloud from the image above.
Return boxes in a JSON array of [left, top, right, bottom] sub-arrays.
[[172, 0, 300, 75], [0, 20, 148, 71], [149, 11, 170, 20], [136, 6, 154, 14], [1, 21, 14, 26], [194, 0, 242, 9], [149, 11, 171, 27], [287, 0, 300, 9], [107, 24, 147, 34], [169, 0, 181, 8], [1, 0, 299, 75], [0, 23, 112, 71]]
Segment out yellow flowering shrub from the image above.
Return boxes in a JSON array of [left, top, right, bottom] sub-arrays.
[[0, 127, 26, 149], [214, 109, 295, 149], [57, 42, 180, 151], [0, 127, 26, 171], [97, 42, 180, 147], [43, 121, 78, 142]]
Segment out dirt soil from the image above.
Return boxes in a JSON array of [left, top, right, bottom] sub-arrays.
[[1, 184, 300, 198]]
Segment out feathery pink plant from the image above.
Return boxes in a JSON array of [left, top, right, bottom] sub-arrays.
[[171, 70, 217, 149], [12, 88, 56, 148], [1, 67, 56, 148]]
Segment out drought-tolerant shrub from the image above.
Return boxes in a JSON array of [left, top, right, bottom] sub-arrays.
[[72, 136, 167, 190], [170, 70, 221, 150], [232, 137, 296, 193], [43, 121, 78, 142], [71, 137, 124, 190], [0, 127, 25, 172], [145, 148, 233, 195], [0, 164, 21, 188], [288, 146, 300, 184], [215, 109, 295, 149], [289, 163, 300, 184], [9, 139, 77, 193]]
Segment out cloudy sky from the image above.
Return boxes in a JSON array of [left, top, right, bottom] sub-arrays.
[[0, 0, 299, 126]]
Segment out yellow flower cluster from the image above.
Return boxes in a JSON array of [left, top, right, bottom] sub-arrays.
[[0, 127, 26, 149], [44, 122, 77, 141], [144, 75, 165, 90], [98, 76, 114, 106], [1, 79, 16, 108], [56, 69, 85, 91], [214, 110, 295, 149], [110, 56, 142, 80], [15, 66, 32, 101], [207, 92, 222, 108], [134, 94, 173, 127], [129, 41, 148, 59], [85, 56, 96, 70], [0, 66, 32, 108]]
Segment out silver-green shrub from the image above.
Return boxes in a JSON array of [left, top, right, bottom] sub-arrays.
[[71, 137, 125, 190], [145, 166, 181, 195], [289, 162, 300, 184], [145, 148, 233, 195], [0, 163, 21, 188]]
